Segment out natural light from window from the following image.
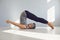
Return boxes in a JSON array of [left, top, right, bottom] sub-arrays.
[[47, 0, 51, 3], [47, 6, 55, 22]]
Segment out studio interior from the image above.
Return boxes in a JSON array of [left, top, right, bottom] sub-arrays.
[[0, 0, 60, 40]]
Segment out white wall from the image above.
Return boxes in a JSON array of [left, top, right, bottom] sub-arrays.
[[0, 0, 60, 27], [55, 0, 60, 26]]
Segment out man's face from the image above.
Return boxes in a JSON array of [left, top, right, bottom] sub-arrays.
[[28, 23, 34, 29]]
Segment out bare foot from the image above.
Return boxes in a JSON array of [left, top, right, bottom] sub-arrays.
[[48, 22, 54, 29]]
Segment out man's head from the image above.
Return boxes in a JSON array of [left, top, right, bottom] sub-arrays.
[[28, 23, 36, 29]]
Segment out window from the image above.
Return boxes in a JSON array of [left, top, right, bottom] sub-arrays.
[[47, 6, 55, 22]]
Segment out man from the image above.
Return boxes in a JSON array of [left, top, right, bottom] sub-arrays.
[[6, 10, 54, 29]]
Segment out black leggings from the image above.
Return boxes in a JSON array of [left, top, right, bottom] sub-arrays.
[[24, 10, 48, 24]]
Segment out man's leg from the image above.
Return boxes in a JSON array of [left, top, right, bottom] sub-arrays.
[[24, 10, 54, 29], [6, 20, 26, 29]]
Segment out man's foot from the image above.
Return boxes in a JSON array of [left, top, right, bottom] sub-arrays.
[[48, 22, 54, 29]]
